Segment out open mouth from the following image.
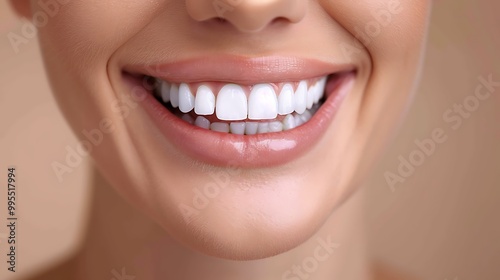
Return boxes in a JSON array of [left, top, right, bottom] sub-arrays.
[[151, 75, 338, 134], [122, 56, 356, 167]]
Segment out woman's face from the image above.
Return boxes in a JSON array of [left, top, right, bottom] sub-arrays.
[[24, 0, 430, 259]]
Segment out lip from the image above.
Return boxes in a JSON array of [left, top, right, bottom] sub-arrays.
[[124, 56, 356, 167], [123, 56, 355, 84]]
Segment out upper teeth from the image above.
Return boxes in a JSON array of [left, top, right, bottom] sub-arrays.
[[157, 77, 327, 121]]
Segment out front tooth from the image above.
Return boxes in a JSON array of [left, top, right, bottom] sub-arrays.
[[278, 83, 295, 115], [210, 122, 230, 133], [294, 81, 307, 114], [170, 84, 179, 108], [179, 83, 195, 113], [195, 116, 210, 129], [216, 84, 248, 121], [269, 121, 283, 132], [282, 114, 296, 130], [160, 81, 171, 103], [194, 85, 215, 115], [245, 122, 258, 135], [230, 122, 245, 135], [257, 122, 270, 134], [248, 84, 278, 120]]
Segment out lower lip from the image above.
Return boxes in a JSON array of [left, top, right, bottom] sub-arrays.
[[136, 73, 355, 168]]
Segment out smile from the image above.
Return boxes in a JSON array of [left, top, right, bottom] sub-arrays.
[[123, 56, 356, 167], [154, 76, 327, 134]]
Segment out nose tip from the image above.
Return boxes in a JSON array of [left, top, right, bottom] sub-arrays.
[[186, 0, 307, 33]]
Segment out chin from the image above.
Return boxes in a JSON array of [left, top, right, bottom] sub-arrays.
[[161, 159, 355, 259]]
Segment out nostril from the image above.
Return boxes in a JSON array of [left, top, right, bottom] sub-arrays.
[[270, 17, 291, 27], [201, 17, 229, 26], [215, 17, 228, 23]]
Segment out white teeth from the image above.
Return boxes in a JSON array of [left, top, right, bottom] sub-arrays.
[[194, 85, 215, 115], [294, 81, 308, 114], [310, 83, 320, 105], [169, 84, 179, 108], [195, 116, 210, 129], [278, 83, 295, 115], [160, 81, 171, 103], [157, 76, 329, 133], [294, 115, 305, 127], [306, 84, 315, 109], [190, 112, 311, 134], [257, 122, 270, 134], [282, 114, 296, 130], [314, 77, 327, 103], [294, 110, 312, 127], [245, 122, 258, 135], [248, 84, 278, 120], [210, 122, 230, 133], [216, 84, 248, 121], [230, 122, 245, 135], [269, 121, 283, 132], [179, 83, 195, 113], [300, 110, 312, 123]]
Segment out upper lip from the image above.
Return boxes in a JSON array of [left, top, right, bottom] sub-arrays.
[[123, 55, 356, 85]]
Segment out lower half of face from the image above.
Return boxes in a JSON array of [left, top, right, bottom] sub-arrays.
[[35, 0, 430, 259]]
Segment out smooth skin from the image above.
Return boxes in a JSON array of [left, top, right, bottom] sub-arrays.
[[11, 0, 430, 279]]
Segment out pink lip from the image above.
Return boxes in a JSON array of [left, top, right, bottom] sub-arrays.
[[124, 56, 354, 84], [126, 57, 356, 167]]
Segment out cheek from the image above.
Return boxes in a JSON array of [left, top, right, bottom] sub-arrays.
[[320, 0, 431, 58], [33, 0, 166, 143], [35, 0, 163, 75], [316, 0, 432, 198]]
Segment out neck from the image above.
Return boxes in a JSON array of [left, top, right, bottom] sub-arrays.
[[75, 168, 370, 280]]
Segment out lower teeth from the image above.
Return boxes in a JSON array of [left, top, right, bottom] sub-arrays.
[[174, 103, 321, 135]]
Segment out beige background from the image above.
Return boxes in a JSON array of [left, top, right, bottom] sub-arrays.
[[1, 0, 499, 279]]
